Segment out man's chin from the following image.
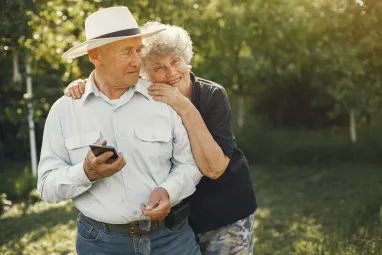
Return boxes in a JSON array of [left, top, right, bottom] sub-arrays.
[[115, 78, 139, 88], [127, 76, 139, 85]]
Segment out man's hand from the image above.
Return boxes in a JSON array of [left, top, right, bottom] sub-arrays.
[[141, 187, 171, 220], [83, 140, 126, 181], [63, 79, 87, 99]]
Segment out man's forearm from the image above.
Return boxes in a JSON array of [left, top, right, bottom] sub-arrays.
[[159, 163, 201, 205], [38, 161, 92, 203]]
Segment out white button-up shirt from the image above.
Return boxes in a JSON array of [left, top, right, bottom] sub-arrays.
[[37, 72, 202, 224]]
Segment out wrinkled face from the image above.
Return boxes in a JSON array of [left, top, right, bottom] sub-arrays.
[[148, 54, 191, 96], [95, 37, 143, 88]]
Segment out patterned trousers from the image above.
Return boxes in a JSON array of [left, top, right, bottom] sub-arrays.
[[197, 214, 255, 255]]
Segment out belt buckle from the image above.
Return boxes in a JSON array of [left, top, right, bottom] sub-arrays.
[[129, 222, 149, 237], [129, 220, 159, 237], [129, 222, 140, 237]]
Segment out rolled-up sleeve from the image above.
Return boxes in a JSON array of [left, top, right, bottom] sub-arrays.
[[37, 102, 93, 203], [159, 110, 202, 205], [206, 87, 235, 158]]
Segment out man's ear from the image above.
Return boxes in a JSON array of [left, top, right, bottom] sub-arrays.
[[88, 48, 101, 67]]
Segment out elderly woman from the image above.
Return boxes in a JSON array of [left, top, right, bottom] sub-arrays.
[[64, 22, 257, 254]]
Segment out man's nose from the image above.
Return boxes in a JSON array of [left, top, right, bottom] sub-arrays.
[[129, 50, 142, 67]]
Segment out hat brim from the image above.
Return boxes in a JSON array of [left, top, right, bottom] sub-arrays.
[[62, 28, 165, 61]]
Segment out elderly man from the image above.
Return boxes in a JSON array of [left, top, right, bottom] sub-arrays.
[[37, 6, 202, 255]]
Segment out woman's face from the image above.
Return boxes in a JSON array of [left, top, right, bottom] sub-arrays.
[[148, 54, 191, 96]]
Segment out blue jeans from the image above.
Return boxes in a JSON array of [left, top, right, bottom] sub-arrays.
[[76, 214, 201, 255]]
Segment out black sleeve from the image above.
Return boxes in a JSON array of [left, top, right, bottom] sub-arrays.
[[205, 87, 235, 158]]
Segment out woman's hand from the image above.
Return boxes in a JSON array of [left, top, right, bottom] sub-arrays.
[[63, 79, 87, 99], [148, 82, 191, 116]]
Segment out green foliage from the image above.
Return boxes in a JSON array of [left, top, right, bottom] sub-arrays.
[[0, 164, 37, 201], [1, 0, 382, 162], [238, 125, 382, 165]]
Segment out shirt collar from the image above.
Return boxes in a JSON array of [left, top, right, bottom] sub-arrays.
[[81, 71, 152, 105], [80, 71, 100, 105], [190, 72, 198, 105], [134, 78, 152, 101], [190, 72, 197, 85]]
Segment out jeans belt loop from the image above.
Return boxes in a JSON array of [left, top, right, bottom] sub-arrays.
[[102, 222, 108, 233]]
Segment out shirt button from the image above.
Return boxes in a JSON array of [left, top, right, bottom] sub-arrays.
[[117, 134, 121, 138], [152, 135, 156, 139]]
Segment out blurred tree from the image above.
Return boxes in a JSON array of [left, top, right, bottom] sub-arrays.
[[0, 0, 36, 163], [309, 0, 382, 142], [189, 0, 259, 130], [1, 0, 382, 166]]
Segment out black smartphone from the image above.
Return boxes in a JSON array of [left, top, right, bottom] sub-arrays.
[[89, 145, 118, 160]]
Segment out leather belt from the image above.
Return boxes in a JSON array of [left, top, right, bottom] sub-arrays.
[[80, 213, 164, 237]]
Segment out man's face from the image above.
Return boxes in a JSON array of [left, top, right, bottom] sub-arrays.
[[148, 54, 191, 96], [97, 37, 143, 88]]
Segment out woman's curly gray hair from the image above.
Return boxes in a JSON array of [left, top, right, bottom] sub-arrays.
[[140, 21, 193, 78]]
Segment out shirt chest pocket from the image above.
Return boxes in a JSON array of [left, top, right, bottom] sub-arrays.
[[134, 124, 173, 166], [64, 131, 100, 165]]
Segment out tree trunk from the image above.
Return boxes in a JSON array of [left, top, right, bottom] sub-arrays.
[[365, 112, 371, 130], [12, 50, 22, 83], [238, 94, 245, 130], [350, 109, 357, 144], [0, 123, 4, 171]]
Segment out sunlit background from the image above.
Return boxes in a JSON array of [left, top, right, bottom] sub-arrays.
[[0, 0, 381, 254]]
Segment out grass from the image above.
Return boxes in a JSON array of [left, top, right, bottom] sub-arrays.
[[252, 165, 382, 255], [0, 165, 381, 254], [0, 201, 77, 255]]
